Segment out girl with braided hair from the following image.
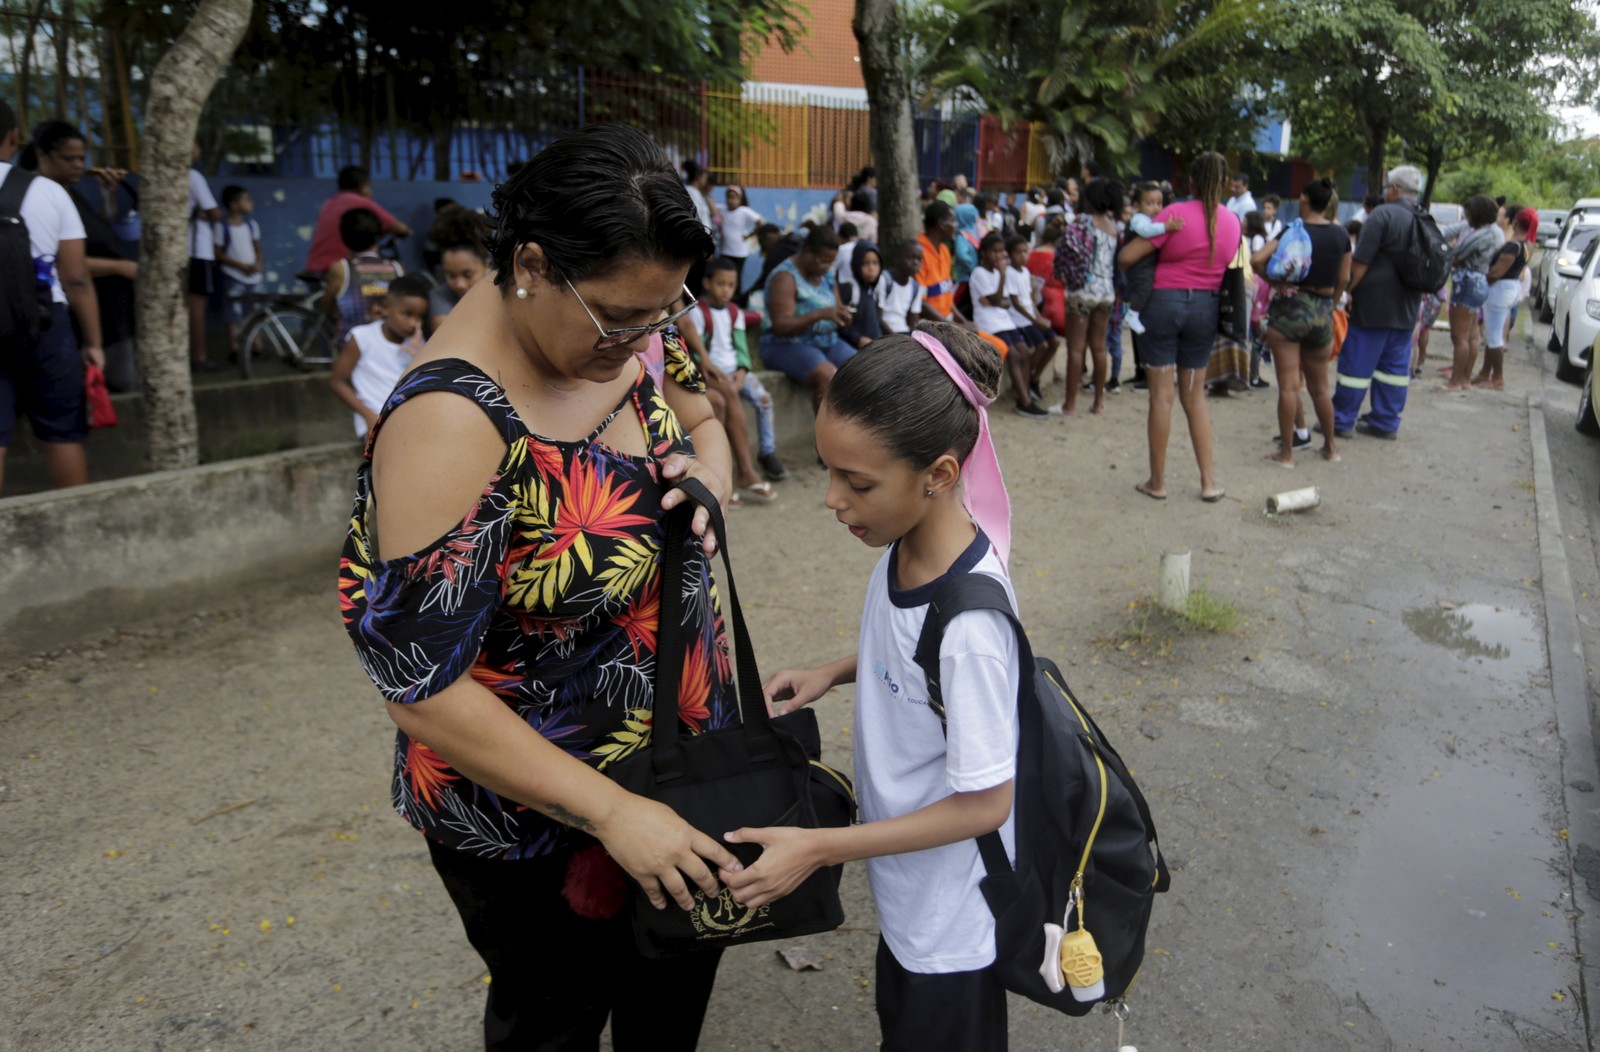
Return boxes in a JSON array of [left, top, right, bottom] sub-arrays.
[[1117, 150, 1240, 503]]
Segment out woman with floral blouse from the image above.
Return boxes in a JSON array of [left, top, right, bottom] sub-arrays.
[[339, 125, 741, 1051]]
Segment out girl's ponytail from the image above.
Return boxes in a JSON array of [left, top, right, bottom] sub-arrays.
[[822, 322, 1001, 469]]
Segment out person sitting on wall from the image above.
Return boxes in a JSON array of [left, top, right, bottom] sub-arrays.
[[304, 165, 412, 276]]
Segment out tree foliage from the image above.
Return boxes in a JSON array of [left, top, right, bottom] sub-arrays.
[[911, 0, 1271, 175], [1277, 0, 1599, 199]]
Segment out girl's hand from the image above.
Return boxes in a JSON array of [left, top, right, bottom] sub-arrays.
[[763, 666, 834, 715], [720, 826, 826, 908], [595, 795, 744, 910], [660, 454, 730, 556]]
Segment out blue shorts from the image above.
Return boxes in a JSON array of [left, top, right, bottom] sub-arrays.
[[1141, 288, 1219, 370], [1001, 325, 1046, 348], [1450, 270, 1489, 310], [758, 338, 856, 382], [0, 304, 87, 446]]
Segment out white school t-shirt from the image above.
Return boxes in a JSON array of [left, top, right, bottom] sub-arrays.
[[969, 265, 1013, 335], [348, 319, 413, 437], [720, 205, 763, 257], [876, 274, 923, 334], [188, 168, 218, 261], [0, 161, 83, 305], [1004, 265, 1037, 330], [855, 533, 1020, 973], [216, 217, 263, 285], [686, 301, 744, 375]]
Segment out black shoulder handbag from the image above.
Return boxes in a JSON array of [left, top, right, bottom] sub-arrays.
[[603, 477, 857, 958], [1216, 234, 1250, 342]]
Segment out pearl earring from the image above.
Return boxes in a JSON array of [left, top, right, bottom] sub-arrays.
[[516, 287, 528, 300]]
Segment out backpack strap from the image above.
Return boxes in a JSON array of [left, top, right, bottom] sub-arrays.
[[913, 571, 1034, 880], [0, 165, 34, 217]]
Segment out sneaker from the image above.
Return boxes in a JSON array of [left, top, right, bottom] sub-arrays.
[[1015, 401, 1050, 420], [1248, 377, 1271, 390], [1292, 429, 1312, 450], [1355, 417, 1398, 440], [1130, 378, 1149, 391], [759, 452, 789, 481], [1105, 378, 1121, 393], [1029, 384, 1043, 403]]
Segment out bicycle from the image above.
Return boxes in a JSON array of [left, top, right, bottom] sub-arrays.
[[232, 277, 339, 380]]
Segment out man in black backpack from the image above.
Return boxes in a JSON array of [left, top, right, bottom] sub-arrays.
[[0, 100, 103, 495], [1334, 165, 1425, 440]]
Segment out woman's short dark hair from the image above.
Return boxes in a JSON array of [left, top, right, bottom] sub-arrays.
[[1463, 194, 1499, 229], [1082, 177, 1125, 216], [485, 124, 713, 291], [31, 120, 83, 157], [1301, 177, 1336, 214], [923, 200, 954, 229], [823, 321, 1002, 470], [339, 207, 383, 253], [803, 225, 841, 254]]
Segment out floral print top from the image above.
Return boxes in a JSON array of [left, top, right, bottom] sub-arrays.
[[339, 333, 734, 860], [1068, 215, 1118, 305]]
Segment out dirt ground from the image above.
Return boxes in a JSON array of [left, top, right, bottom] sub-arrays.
[[3, 329, 1594, 1051]]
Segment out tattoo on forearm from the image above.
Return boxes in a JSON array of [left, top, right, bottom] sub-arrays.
[[546, 803, 595, 832]]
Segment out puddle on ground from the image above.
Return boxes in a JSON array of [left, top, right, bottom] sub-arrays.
[[1403, 604, 1541, 680]]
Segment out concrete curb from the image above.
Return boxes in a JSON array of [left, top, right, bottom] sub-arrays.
[[1529, 395, 1600, 1047]]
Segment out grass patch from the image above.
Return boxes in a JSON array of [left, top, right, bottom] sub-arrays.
[[1181, 581, 1243, 632], [1518, 478, 1537, 495], [1115, 581, 1244, 651]]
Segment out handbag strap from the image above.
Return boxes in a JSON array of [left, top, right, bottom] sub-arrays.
[[652, 476, 776, 778]]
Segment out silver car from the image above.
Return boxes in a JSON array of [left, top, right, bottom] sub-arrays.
[[1537, 220, 1600, 322]]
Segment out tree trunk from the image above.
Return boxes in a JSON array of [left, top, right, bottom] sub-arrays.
[[136, 0, 252, 472], [1421, 143, 1444, 209], [854, 0, 919, 253], [1365, 121, 1388, 199]]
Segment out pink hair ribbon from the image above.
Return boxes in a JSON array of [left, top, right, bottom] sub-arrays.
[[910, 329, 1012, 566]]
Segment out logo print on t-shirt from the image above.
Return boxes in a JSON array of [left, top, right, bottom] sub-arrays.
[[874, 660, 927, 706]]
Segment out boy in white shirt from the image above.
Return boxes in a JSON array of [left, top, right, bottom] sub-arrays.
[[681, 258, 787, 490], [877, 239, 925, 335], [329, 274, 430, 437], [1005, 235, 1060, 404], [215, 185, 263, 357], [969, 232, 1046, 419], [186, 146, 222, 370]]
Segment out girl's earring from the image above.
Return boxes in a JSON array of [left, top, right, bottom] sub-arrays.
[[925, 488, 934, 498], [515, 287, 529, 300]]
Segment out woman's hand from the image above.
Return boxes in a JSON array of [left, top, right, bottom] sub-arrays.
[[764, 666, 835, 715], [594, 795, 744, 910], [720, 826, 827, 908], [660, 453, 730, 556]]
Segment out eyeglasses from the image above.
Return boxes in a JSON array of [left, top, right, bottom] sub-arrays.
[[565, 279, 697, 351]]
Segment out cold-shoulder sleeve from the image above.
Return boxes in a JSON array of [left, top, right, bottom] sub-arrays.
[[338, 363, 524, 704]]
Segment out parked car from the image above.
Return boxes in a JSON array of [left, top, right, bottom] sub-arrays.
[[1538, 209, 1569, 239], [1578, 327, 1600, 437], [1552, 235, 1600, 384], [1429, 202, 1463, 227], [1536, 219, 1600, 320]]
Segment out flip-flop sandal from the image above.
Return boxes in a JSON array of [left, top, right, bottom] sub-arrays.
[[1201, 489, 1227, 503], [742, 481, 777, 503], [728, 492, 743, 508], [1135, 482, 1167, 501], [1262, 454, 1294, 468]]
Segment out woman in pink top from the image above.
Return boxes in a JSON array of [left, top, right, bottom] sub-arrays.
[[1118, 151, 1240, 503]]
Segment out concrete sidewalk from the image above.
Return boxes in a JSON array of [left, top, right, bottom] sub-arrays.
[[2, 333, 1593, 1051]]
